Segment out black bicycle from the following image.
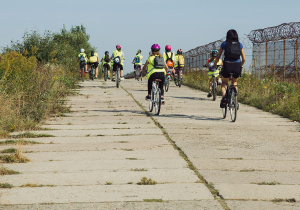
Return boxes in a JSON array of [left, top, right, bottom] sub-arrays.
[[174, 67, 183, 87], [103, 63, 109, 81], [222, 73, 239, 122], [113, 56, 121, 88], [89, 63, 96, 81], [134, 65, 142, 81]]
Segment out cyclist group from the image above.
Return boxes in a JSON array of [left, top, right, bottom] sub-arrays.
[[77, 29, 245, 110]]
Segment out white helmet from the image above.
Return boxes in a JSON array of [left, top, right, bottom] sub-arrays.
[[80, 48, 84, 53]]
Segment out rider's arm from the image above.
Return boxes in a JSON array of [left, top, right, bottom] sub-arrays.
[[164, 62, 168, 71], [213, 48, 223, 68], [142, 60, 149, 74], [241, 48, 246, 67]]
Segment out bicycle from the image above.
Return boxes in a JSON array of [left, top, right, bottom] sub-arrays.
[[174, 67, 183, 87], [79, 61, 85, 82], [148, 79, 162, 115], [209, 66, 221, 101], [103, 64, 109, 81], [113, 56, 122, 88], [134, 65, 142, 81], [222, 73, 239, 122], [164, 67, 172, 92], [89, 63, 96, 81]]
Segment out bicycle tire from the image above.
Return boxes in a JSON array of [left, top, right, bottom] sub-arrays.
[[155, 87, 161, 115], [116, 68, 120, 88], [212, 77, 217, 101], [149, 89, 154, 112], [230, 91, 237, 122], [91, 67, 94, 81], [139, 67, 142, 81], [81, 67, 85, 82], [178, 72, 181, 87], [165, 78, 169, 92], [104, 67, 108, 81]]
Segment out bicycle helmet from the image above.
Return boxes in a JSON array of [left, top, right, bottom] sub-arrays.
[[80, 48, 84, 53], [105, 51, 109, 55], [211, 50, 218, 57], [116, 45, 121, 50], [177, 49, 183, 54], [137, 49, 141, 53], [151, 44, 160, 52], [165, 45, 171, 51]]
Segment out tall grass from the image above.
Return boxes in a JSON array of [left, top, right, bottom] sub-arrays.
[[0, 25, 94, 137], [183, 69, 300, 122]]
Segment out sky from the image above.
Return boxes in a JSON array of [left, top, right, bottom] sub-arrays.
[[1, 0, 299, 74]]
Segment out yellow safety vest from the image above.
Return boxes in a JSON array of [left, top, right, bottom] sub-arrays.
[[146, 55, 166, 79]]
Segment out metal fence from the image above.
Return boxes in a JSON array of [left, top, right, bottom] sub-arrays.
[[249, 22, 300, 80], [184, 22, 300, 80]]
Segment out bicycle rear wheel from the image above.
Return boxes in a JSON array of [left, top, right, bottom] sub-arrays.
[[81, 68, 85, 82], [154, 87, 161, 115], [230, 91, 237, 122], [104, 67, 108, 81], [139, 67, 142, 81], [178, 71, 181, 87], [165, 78, 169, 92], [212, 77, 217, 101], [149, 90, 154, 112], [116, 68, 120, 88]]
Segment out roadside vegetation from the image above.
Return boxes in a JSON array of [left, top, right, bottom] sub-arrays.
[[0, 25, 95, 138], [183, 69, 300, 122]]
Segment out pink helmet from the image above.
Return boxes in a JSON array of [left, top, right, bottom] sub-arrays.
[[151, 44, 160, 51], [116, 45, 121, 50], [165, 45, 171, 51]]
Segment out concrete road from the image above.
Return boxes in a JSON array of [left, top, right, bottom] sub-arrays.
[[0, 78, 299, 210]]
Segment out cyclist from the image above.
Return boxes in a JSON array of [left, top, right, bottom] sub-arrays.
[[132, 49, 143, 78], [142, 44, 168, 104], [174, 49, 184, 81], [163, 45, 176, 78], [213, 29, 246, 108], [89, 51, 99, 79], [111, 45, 125, 81], [101, 51, 111, 79], [78, 49, 89, 73], [206, 50, 223, 97]]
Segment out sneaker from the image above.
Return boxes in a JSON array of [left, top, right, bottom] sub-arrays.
[[161, 98, 165, 105], [95, 77, 97, 79], [220, 97, 227, 108], [121, 77, 125, 80], [207, 91, 212, 97], [145, 95, 151, 100]]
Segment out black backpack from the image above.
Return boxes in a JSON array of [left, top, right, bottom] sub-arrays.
[[153, 56, 165, 68], [224, 41, 241, 60], [104, 54, 110, 62]]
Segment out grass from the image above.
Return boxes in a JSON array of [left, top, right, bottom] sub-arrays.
[[137, 177, 157, 185], [9, 132, 54, 139], [0, 183, 14, 188], [273, 198, 296, 203], [131, 168, 147, 171], [1, 148, 17, 153], [21, 183, 55, 187], [0, 140, 42, 145], [143, 199, 163, 202], [183, 69, 300, 122], [0, 167, 20, 175]]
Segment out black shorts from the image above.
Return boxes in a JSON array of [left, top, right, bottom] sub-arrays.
[[89, 62, 98, 68], [113, 63, 123, 72], [221, 62, 242, 78], [103, 63, 110, 70]]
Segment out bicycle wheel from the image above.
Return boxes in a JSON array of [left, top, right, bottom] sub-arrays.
[[149, 90, 154, 112], [139, 67, 142, 81], [154, 87, 161, 115], [178, 72, 181, 87], [104, 67, 108, 81], [91, 67, 94, 81], [81, 67, 85, 82], [116, 68, 120, 88], [165, 78, 169, 92], [212, 77, 217, 101], [230, 91, 237, 122]]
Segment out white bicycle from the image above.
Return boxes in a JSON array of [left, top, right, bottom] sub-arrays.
[[148, 79, 162, 115]]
